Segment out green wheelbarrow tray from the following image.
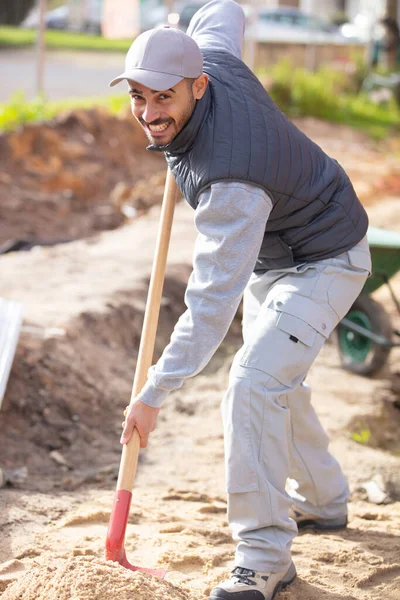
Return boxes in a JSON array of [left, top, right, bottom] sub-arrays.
[[363, 226, 400, 294], [336, 226, 400, 376]]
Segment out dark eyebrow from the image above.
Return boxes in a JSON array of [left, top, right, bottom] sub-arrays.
[[129, 87, 176, 95]]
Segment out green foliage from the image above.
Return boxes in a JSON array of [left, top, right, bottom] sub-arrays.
[[0, 26, 131, 52], [0, 92, 48, 131], [0, 25, 34, 47], [44, 30, 131, 52], [267, 61, 400, 139], [270, 61, 346, 119], [0, 91, 128, 132], [351, 55, 371, 93]]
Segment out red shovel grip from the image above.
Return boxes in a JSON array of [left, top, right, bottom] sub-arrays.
[[105, 489, 132, 564]]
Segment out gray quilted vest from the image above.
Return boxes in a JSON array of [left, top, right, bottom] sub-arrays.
[[149, 50, 368, 272]]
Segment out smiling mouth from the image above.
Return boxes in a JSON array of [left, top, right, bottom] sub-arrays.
[[148, 122, 170, 133], [143, 121, 172, 137]]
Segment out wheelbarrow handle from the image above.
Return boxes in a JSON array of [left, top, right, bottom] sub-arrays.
[[117, 168, 178, 492]]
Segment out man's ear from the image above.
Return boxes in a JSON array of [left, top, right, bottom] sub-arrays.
[[193, 74, 209, 100]]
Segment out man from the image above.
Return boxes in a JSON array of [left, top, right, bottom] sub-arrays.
[[111, 2, 371, 599]]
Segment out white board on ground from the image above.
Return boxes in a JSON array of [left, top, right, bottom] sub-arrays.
[[0, 299, 23, 410]]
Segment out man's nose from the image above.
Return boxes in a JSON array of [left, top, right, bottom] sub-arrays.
[[142, 103, 159, 124]]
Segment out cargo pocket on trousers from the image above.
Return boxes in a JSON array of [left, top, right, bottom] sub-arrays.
[[221, 377, 260, 494], [240, 302, 329, 388], [264, 312, 322, 386]]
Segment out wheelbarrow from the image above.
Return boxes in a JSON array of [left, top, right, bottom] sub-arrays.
[[336, 226, 400, 376]]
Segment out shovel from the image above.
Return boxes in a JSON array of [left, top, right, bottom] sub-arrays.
[[105, 168, 178, 577]]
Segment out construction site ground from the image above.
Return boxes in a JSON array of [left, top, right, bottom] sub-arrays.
[[0, 109, 400, 599]]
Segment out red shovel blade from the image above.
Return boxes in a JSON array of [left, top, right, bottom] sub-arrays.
[[105, 489, 167, 579]]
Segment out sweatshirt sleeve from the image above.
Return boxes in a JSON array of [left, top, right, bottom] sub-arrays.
[[186, 0, 245, 59], [136, 182, 272, 408]]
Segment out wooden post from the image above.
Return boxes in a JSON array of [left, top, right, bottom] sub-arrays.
[[36, 0, 46, 96], [386, 0, 398, 21], [304, 0, 317, 71], [246, 4, 257, 72]]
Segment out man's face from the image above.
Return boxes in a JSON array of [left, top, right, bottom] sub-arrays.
[[129, 75, 208, 146]]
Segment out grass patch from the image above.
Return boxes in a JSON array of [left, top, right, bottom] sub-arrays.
[[0, 26, 34, 47], [0, 92, 128, 132], [266, 61, 400, 139], [0, 26, 132, 52]]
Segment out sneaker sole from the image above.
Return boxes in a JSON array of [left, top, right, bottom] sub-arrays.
[[297, 517, 348, 531], [272, 562, 297, 600]]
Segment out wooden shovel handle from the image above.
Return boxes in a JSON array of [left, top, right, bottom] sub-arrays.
[[117, 168, 178, 492]]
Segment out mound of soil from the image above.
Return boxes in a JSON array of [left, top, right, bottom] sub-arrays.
[[0, 265, 191, 489], [1, 556, 196, 600], [0, 108, 166, 247]]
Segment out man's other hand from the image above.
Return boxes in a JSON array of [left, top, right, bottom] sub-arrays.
[[120, 400, 160, 447]]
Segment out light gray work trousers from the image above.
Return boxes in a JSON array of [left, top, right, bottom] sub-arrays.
[[221, 236, 371, 572]]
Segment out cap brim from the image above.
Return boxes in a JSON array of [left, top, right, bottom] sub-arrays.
[[109, 69, 183, 90]]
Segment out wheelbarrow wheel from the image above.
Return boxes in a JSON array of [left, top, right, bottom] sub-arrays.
[[336, 294, 392, 376]]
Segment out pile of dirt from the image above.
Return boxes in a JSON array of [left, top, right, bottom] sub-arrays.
[[0, 108, 166, 247], [1, 556, 197, 600], [0, 266, 191, 490]]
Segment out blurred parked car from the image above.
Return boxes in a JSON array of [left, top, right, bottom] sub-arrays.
[[247, 7, 349, 45], [21, 2, 101, 33], [141, 4, 169, 31], [22, 5, 69, 30], [175, 1, 208, 31], [46, 5, 69, 29], [175, 4, 350, 45]]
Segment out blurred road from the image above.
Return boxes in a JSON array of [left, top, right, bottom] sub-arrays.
[[1, 48, 128, 102]]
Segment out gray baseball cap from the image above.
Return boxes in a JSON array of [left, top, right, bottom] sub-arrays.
[[109, 26, 203, 90]]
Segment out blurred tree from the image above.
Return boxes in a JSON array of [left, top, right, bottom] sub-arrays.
[[0, 0, 36, 25]]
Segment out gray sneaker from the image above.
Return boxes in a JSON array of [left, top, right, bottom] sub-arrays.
[[209, 561, 296, 600], [289, 505, 348, 530]]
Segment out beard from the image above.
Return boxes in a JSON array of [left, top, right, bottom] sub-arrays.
[[139, 92, 196, 147]]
